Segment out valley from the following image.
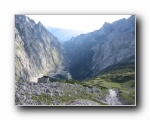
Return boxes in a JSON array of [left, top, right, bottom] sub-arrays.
[[15, 15, 135, 106]]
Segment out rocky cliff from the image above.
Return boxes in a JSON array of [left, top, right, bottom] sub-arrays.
[[63, 15, 135, 80], [15, 15, 71, 82]]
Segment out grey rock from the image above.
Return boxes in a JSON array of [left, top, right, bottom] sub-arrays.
[[38, 101, 45, 105], [22, 86, 27, 91], [15, 93, 20, 98], [19, 89, 25, 95], [35, 91, 41, 96], [74, 91, 77, 94], [23, 95, 27, 100], [15, 15, 71, 83], [63, 15, 135, 80], [45, 89, 50, 93], [29, 82, 36, 86], [66, 99, 99, 105], [38, 77, 49, 83]]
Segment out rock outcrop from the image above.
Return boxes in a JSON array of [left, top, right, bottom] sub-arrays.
[[15, 15, 71, 82], [63, 15, 135, 80]]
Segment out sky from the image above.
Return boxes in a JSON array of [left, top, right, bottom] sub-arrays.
[[27, 15, 131, 33]]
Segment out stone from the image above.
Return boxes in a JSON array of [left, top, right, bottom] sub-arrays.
[[63, 15, 135, 80], [15, 15, 70, 87], [45, 89, 50, 93], [22, 86, 27, 91], [29, 82, 35, 86], [38, 101, 45, 105], [74, 91, 77, 94], [15, 93, 20, 98], [38, 76, 49, 83], [23, 95, 26, 100], [28, 92, 32, 95], [19, 89, 25, 95], [35, 91, 41, 96], [22, 82, 28, 87]]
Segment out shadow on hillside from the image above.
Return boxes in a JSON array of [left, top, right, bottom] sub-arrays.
[[16, 16, 142, 113]]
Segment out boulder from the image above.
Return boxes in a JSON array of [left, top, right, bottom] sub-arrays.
[[15, 93, 20, 98], [35, 91, 41, 96], [38, 76, 49, 83], [45, 89, 50, 93]]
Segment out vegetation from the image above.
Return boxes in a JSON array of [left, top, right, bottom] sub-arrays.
[[31, 88, 102, 105], [16, 44, 24, 52], [82, 62, 135, 105]]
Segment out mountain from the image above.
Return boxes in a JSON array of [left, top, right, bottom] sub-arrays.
[[63, 15, 135, 81], [46, 26, 82, 43], [15, 15, 135, 106], [15, 15, 71, 83]]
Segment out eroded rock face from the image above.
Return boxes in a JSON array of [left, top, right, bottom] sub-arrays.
[[63, 15, 135, 80], [15, 15, 71, 82]]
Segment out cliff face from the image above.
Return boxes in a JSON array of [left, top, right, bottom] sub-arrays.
[[15, 15, 135, 106], [63, 15, 135, 80], [15, 15, 71, 82]]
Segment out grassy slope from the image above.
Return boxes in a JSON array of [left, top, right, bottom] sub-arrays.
[[30, 62, 135, 105], [82, 62, 135, 105], [31, 82, 103, 105]]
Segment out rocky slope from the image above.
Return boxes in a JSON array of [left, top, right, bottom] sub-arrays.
[[15, 81, 104, 105], [15, 15, 71, 83], [82, 62, 135, 105], [15, 15, 135, 106], [63, 15, 135, 81], [15, 61, 134, 105]]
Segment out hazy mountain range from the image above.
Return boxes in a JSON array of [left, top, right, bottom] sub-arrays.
[[46, 26, 82, 43]]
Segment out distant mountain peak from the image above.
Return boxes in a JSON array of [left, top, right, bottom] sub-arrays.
[[37, 21, 43, 26], [63, 15, 135, 80], [46, 26, 82, 43], [102, 22, 112, 29], [103, 21, 110, 25]]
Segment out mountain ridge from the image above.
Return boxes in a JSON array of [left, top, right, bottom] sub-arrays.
[[15, 15, 135, 106], [63, 15, 135, 81], [15, 15, 71, 83]]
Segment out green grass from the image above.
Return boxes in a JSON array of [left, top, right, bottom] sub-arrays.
[[16, 44, 24, 51], [15, 75, 20, 82], [81, 62, 135, 105], [31, 62, 135, 105], [60, 79, 81, 85], [100, 81, 122, 89], [32, 94, 53, 105], [15, 61, 21, 71], [31, 86, 103, 105], [120, 89, 135, 104]]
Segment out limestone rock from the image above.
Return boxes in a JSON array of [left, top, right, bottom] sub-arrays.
[[63, 15, 135, 80], [15, 15, 71, 83]]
